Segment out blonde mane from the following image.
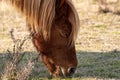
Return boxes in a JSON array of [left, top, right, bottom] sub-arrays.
[[8, 0, 80, 44]]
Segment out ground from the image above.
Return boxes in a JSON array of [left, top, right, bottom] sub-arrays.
[[0, 0, 120, 80]]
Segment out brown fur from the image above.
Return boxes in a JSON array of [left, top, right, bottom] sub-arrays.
[[7, 0, 80, 77]]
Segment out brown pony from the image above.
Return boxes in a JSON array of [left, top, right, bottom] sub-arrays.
[[7, 0, 80, 78]]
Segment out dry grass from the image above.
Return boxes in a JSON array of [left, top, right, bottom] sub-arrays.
[[0, 0, 120, 80], [74, 0, 120, 52]]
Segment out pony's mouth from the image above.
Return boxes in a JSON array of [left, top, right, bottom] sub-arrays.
[[59, 66, 76, 78]]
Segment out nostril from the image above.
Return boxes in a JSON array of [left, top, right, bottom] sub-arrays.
[[68, 67, 76, 75]]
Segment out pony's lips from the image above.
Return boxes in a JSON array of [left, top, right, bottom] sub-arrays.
[[59, 67, 66, 78], [59, 67, 73, 78]]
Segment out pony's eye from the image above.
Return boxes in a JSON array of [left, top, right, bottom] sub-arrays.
[[58, 29, 71, 38], [60, 32, 69, 38]]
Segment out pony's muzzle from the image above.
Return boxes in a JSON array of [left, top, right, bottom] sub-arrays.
[[60, 67, 76, 78]]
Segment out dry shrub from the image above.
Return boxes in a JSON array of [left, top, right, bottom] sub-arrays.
[[1, 29, 38, 80]]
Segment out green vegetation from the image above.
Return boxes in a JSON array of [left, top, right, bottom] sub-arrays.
[[76, 51, 120, 79], [0, 51, 120, 79]]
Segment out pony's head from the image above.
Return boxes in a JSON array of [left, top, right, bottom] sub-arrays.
[[37, 0, 79, 77], [44, 26, 78, 77], [8, 0, 80, 78]]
